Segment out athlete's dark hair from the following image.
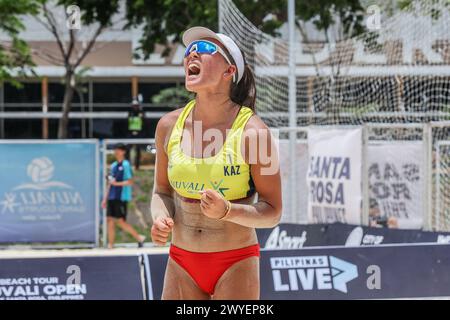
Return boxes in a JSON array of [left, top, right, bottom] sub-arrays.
[[230, 51, 256, 112]]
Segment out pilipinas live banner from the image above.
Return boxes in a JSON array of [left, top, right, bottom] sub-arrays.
[[256, 223, 450, 249], [0, 255, 144, 300], [260, 244, 450, 299], [307, 128, 362, 225], [368, 142, 425, 229], [0, 141, 98, 243]]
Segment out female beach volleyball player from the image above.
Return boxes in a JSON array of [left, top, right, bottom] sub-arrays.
[[151, 27, 282, 300]]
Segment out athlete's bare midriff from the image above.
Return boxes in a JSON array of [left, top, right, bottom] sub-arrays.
[[171, 193, 258, 252]]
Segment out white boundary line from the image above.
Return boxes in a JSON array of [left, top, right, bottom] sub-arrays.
[[260, 241, 450, 251], [0, 247, 169, 259], [0, 139, 97, 144]]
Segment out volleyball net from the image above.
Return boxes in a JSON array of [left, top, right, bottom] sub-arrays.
[[219, 0, 450, 230]]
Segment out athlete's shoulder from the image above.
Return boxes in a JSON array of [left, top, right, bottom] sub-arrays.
[[241, 112, 277, 165], [242, 113, 273, 150], [155, 103, 190, 152], [244, 112, 269, 131], [111, 161, 118, 167], [156, 106, 185, 136]]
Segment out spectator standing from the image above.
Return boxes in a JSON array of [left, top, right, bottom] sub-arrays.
[[102, 143, 146, 248]]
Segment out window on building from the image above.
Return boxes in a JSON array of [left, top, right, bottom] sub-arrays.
[[93, 82, 131, 103], [138, 82, 178, 105], [48, 82, 89, 103], [48, 82, 89, 112], [4, 82, 42, 111], [4, 119, 41, 138]]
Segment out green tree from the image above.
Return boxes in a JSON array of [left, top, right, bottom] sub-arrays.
[[32, 0, 123, 138], [125, 0, 286, 59], [126, 0, 368, 122], [398, 0, 450, 18], [294, 0, 366, 123], [28, 0, 370, 136], [295, 0, 365, 74], [126, 0, 368, 59], [151, 86, 194, 106], [0, 0, 38, 85]]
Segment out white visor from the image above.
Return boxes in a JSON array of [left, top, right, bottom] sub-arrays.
[[182, 26, 245, 83]]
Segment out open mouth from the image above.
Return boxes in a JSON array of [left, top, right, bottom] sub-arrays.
[[187, 62, 201, 77]]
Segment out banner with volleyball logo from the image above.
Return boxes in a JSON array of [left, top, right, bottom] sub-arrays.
[[306, 128, 362, 225], [0, 141, 98, 243], [367, 142, 425, 229]]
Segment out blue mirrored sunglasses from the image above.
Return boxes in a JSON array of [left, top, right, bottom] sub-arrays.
[[184, 40, 236, 82], [185, 40, 220, 57]]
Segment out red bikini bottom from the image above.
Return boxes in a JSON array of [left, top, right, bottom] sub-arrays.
[[169, 244, 260, 295]]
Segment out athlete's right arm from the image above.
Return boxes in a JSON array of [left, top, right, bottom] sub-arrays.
[[150, 112, 178, 245]]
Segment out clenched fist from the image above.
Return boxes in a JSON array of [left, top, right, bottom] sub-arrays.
[[199, 189, 230, 220], [151, 217, 174, 246]]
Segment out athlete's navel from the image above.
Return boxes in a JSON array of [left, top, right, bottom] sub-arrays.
[[178, 217, 225, 231]]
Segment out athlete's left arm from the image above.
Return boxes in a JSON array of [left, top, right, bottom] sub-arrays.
[[223, 116, 282, 228]]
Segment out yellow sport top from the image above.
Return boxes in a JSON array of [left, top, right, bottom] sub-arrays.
[[167, 100, 255, 201]]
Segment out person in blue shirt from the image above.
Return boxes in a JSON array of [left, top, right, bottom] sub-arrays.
[[102, 143, 146, 249]]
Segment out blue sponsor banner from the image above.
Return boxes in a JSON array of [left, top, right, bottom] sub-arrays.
[[0, 141, 98, 243], [144, 244, 450, 299], [260, 244, 450, 299], [0, 255, 143, 300], [256, 223, 450, 249]]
